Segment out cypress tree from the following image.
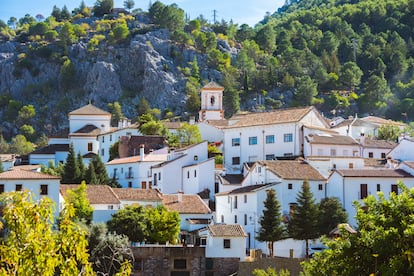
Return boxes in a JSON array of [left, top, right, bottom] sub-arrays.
[[86, 162, 98, 184], [288, 180, 319, 258], [61, 145, 81, 184], [257, 188, 285, 257], [76, 152, 86, 183], [91, 155, 110, 185]]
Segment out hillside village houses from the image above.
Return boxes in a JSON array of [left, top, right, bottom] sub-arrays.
[[2, 81, 414, 262]]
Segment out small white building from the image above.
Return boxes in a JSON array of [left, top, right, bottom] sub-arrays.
[[360, 137, 396, 159], [112, 187, 162, 208], [303, 133, 361, 158], [387, 138, 414, 161], [198, 224, 247, 261], [198, 81, 225, 121], [327, 169, 414, 226], [29, 144, 69, 166], [0, 154, 16, 171], [60, 184, 121, 223], [0, 168, 61, 218]]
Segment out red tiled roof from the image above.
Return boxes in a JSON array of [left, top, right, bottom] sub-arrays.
[[0, 169, 60, 180], [335, 169, 413, 178], [207, 224, 247, 237], [112, 188, 162, 201], [60, 184, 120, 204], [260, 160, 326, 181], [360, 138, 397, 149], [162, 194, 211, 214], [201, 81, 224, 90], [69, 104, 111, 116], [307, 134, 359, 146]]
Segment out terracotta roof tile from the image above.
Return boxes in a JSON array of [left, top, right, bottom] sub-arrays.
[[112, 188, 162, 201], [162, 194, 211, 214], [106, 154, 168, 165], [216, 184, 271, 196], [0, 169, 60, 180], [60, 184, 120, 204], [335, 169, 413, 178], [361, 116, 406, 127], [360, 138, 397, 149], [70, 124, 102, 136], [260, 160, 326, 181], [307, 134, 359, 145], [201, 81, 224, 90], [207, 224, 247, 237], [69, 104, 111, 116], [224, 106, 318, 128]]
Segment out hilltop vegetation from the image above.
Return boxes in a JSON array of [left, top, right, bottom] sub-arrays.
[[0, 0, 414, 153]]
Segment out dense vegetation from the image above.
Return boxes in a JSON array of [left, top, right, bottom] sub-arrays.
[[1, 0, 414, 153]]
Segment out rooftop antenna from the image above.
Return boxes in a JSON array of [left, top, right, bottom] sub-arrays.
[[213, 9, 218, 24]]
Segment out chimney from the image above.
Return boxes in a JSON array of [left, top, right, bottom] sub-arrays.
[[177, 190, 183, 203], [169, 147, 175, 160], [140, 144, 145, 161], [118, 120, 122, 129]]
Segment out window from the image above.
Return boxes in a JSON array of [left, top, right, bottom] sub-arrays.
[[257, 167, 261, 173], [221, 215, 224, 223], [88, 142, 93, 152], [141, 181, 146, 189], [127, 167, 133, 178], [234, 196, 238, 209], [330, 149, 337, 156], [0, 184, 4, 193], [40, 184, 48, 195], [174, 259, 187, 269], [223, 239, 231, 249], [194, 170, 197, 177], [288, 183, 292, 190], [244, 214, 247, 225], [16, 184, 22, 191], [201, 238, 207, 246], [153, 173, 157, 186], [284, 133, 293, 142], [194, 155, 198, 161], [332, 164, 337, 169], [232, 138, 240, 146], [266, 154, 275, 160], [381, 152, 386, 158], [249, 136, 258, 145], [232, 157, 240, 165], [377, 184, 381, 192], [360, 184, 368, 199], [266, 135, 275, 144], [234, 215, 237, 223], [108, 205, 114, 210], [129, 182, 132, 188], [368, 152, 374, 158], [187, 171, 190, 178], [210, 96, 215, 106], [349, 163, 354, 169], [110, 134, 112, 142], [244, 194, 247, 203], [102, 136, 104, 143], [318, 184, 323, 191], [101, 149, 104, 156], [391, 184, 398, 195], [158, 173, 161, 180]]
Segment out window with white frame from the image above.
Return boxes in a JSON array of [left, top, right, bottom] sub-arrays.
[[249, 136, 258, 145], [284, 133, 293, 142], [266, 135, 275, 144]]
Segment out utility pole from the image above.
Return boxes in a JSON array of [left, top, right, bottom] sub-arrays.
[[213, 9, 217, 24]]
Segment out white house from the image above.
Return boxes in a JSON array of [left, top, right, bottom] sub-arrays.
[[222, 106, 330, 174], [198, 81, 225, 121], [360, 137, 396, 159], [112, 187, 162, 208], [303, 133, 361, 158], [387, 138, 414, 161], [162, 193, 213, 244], [29, 144, 69, 166], [106, 147, 168, 189], [151, 141, 215, 197], [198, 224, 247, 261], [60, 184, 121, 223], [0, 154, 16, 171], [0, 168, 61, 218], [327, 169, 414, 226]]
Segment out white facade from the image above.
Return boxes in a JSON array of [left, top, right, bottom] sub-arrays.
[[327, 169, 414, 226], [303, 134, 361, 158], [151, 141, 214, 196], [387, 138, 414, 161], [198, 82, 224, 121], [69, 113, 111, 134], [197, 121, 225, 144], [306, 156, 365, 178]]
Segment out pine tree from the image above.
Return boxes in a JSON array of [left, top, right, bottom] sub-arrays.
[[288, 180, 319, 258], [76, 152, 86, 183], [91, 155, 110, 185], [61, 145, 81, 184], [257, 188, 285, 257]]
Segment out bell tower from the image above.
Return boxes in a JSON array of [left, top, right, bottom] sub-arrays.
[[199, 81, 225, 121]]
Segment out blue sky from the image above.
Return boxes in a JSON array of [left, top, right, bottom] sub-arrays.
[[0, 0, 285, 27]]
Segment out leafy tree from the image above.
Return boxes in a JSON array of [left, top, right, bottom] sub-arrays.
[[89, 155, 110, 185], [19, 124, 35, 142], [10, 134, 35, 155], [110, 22, 129, 43], [61, 145, 81, 184], [58, 22, 77, 46], [59, 58, 77, 90], [86, 161, 98, 184], [339, 61, 363, 90], [302, 182, 414, 275], [93, 0, 114, 17], [253, 267, 291, 276], [288, 180, 319, 258], [108, 101, 124, 126], [257, 189, 286, 257], [64, 181, 93, 224], [107, 205, 148, 242], [17, 104, 35, 126], [255, 24, 276, 54], [177, 122, 202, 146], [136, 97, 151, 116], [317, 197, 348, 236], [294, 76, 318, 106], [51, 5, 62, 21], [109, 141, 119, 161], [76, 152, 86, 183], [7, 16, 17, 29], [359, 74, 391, 115], [0, 191, 94, 275], [123, 0, 135, 12], [60, 5, 71, 21], [146, 205, 180, 244], [377, 124, 401, 142], [185, 80, 200, 116]]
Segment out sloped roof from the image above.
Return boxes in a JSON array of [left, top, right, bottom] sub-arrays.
[[60, 184, 120, 204], [112, 188, 162, 201], [307, 134, 359, 146], [335, 169, 412, 178], [260, 160, 326, 181], [30, 144, 69, 155], [201, 81, 224, 90], [202, 119, 230, 129], [361, 116, 406, 127], [106, 154, 167, 165], [360, 138, 397, 149], [0, 154, 15, 162], [69, 104, 111, 116], [219, 174, 244, 185], [118, 135, 167, 158], [162, 194, 211, 214], [163, 121, 184, 129], [224, 106, 321, 129], [0, 169, 60, 180], [207, 224, 247, 237], [216, 184, 271, 196], [70, 124, 102, 136]]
